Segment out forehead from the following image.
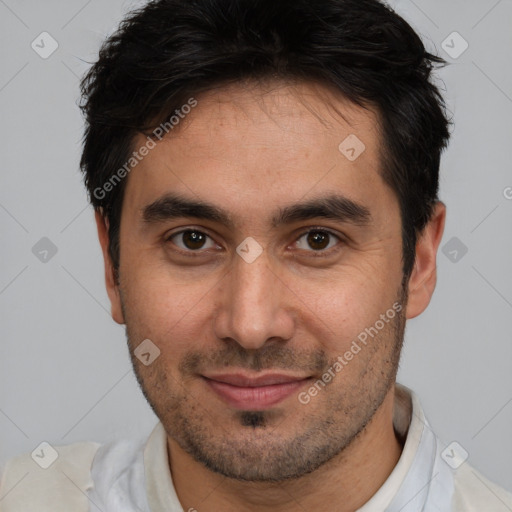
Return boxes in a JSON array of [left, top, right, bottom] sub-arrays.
[[122, 80, 392, 226], [161, 80, 381, 154]]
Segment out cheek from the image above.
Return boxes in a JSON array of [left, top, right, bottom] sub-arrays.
[[294, 264, 401, 353], [120, 261, 215, 352]]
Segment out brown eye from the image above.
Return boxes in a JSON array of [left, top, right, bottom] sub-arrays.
[[307, 231, 329, 250], [168, 230, 216, 251], [295, 229, 340, 253]]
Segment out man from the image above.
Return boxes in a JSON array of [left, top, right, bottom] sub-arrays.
[[1, 0, 510, 510]]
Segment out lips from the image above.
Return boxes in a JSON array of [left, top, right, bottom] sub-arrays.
[[201, 372, 312, 410]]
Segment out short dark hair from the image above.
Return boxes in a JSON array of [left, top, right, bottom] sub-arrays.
[[79, 0, 451, 280]]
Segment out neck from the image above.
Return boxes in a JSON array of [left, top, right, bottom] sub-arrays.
[[168, 386, 403, 512]]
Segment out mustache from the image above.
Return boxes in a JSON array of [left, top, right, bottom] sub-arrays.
[[179, 343, 329, 376]]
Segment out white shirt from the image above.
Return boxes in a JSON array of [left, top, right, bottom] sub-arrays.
[[1, 384, 511, 511]]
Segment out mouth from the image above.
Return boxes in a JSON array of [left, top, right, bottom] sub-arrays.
[[201, 372, 313, 410]]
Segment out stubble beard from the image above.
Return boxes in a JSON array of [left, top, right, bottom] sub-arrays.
[[124, 288, 407, 482]]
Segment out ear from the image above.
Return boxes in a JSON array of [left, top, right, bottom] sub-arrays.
[[406, 201, 446, 319], [95, 210, 125, 324]]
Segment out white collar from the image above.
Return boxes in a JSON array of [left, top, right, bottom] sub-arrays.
[[358, 384, 453, 511]]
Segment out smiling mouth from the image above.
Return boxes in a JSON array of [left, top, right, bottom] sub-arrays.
[[201, 372, 313, 410]]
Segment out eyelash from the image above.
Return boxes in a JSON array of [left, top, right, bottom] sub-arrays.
[[164, 226, 344, 258]]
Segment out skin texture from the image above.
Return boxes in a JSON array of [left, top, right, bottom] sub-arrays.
[[96, 80, 446, 511]]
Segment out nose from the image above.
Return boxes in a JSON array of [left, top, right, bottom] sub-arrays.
[[213, 249, 295, 350]]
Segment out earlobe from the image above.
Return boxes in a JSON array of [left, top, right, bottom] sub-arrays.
[[95, 210, 125, 325], [405, 202, 446, 319]]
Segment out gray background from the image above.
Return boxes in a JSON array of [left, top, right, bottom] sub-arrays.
[[1, 0, 511, 494]]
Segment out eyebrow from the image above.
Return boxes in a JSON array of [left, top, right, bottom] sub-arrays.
[[142, 193, 371, 229]]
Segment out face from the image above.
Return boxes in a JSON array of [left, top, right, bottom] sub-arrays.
[[102, 80, 413, 481]]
